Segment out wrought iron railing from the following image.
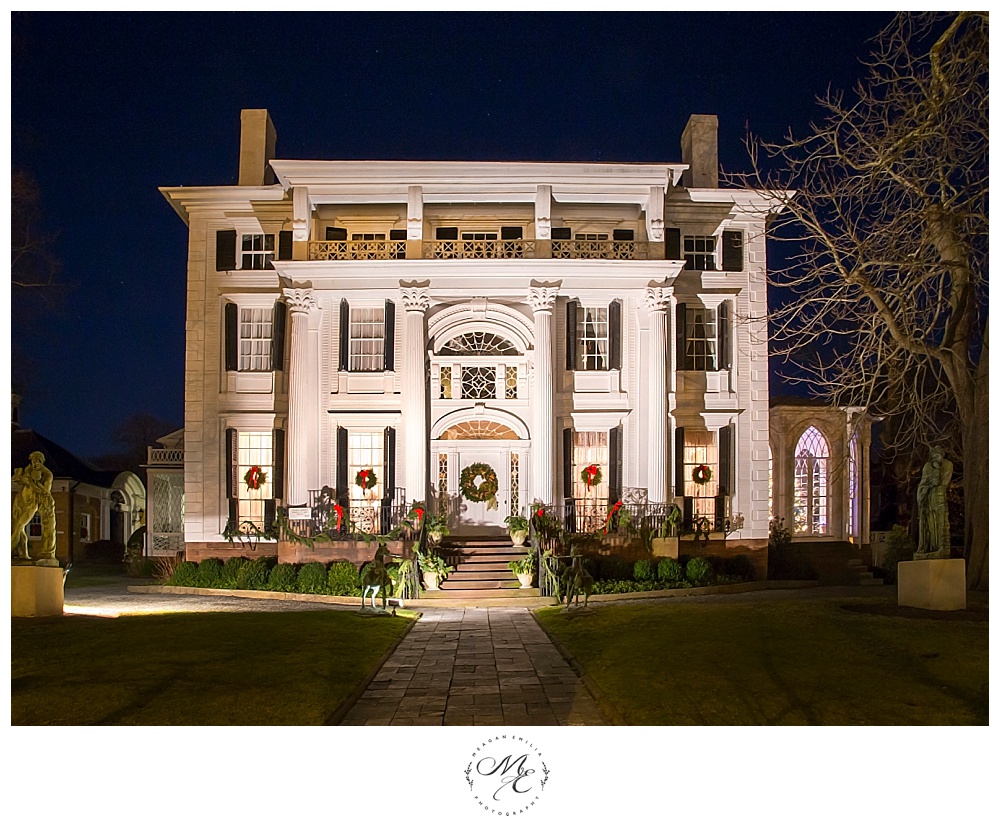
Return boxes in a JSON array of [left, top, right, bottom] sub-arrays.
[[551, 240, 648, 260], [423, 239, 535, 259], [308, 240, 407, 261]]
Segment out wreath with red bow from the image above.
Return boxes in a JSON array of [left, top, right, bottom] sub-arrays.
[[692, 464, 713, 485], [355, 468, 378, 490], [244, 465, 267, 490], [581, 464, 603, 489]]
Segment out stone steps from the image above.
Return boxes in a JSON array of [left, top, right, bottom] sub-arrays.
[[432, 536, 537, 598]]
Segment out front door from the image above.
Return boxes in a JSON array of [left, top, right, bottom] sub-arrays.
[[455, 446, 509, 534]]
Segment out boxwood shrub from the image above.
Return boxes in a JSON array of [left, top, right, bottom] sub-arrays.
[[195, 558, 223, 588], [298, 562, 329, 594], [218, 557, 245, 589], [686, 556, 714, 586], [657, 557, 684, 583], [169, 561, 198, 587], [267, 563, 299, 592], [633, 559, 655, 582], [328, 561, 361, 596], [236, 557, 270, 590]]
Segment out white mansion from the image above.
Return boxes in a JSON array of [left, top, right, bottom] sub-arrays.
[[159, 110, 871, 558]]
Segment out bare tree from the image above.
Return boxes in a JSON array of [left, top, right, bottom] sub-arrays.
[[12, 167, 62, 294], [737, 12, 988, 589]]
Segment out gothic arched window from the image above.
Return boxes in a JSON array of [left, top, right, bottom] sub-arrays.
[[793, 426, 829, 535]]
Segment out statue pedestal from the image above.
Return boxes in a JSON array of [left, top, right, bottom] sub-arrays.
[[897, 558, 966, 611], [11, 565, 64, 617]]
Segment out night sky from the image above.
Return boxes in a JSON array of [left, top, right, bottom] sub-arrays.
[[11, 11, 896, 458]]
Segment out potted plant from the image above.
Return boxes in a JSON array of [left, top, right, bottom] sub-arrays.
[[416, 549, 453, 591], [508, 552, 536, 588], [504, 514, 530, 547], [424, 513, 450, 545]]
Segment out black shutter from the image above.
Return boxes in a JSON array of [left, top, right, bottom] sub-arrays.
[[608, 300, 622, 371], [501, 226, 523, 240], [683, 497, 694, 531], [381, 426, 396, 533], [566, 300, 578, 371], [718, 301, 731, 371], [608, 425, 623, 505], [339, 299, 350, 371], [226, 427, 238, 500], [336, 426, 349, 512], [225, 303, 239, 372], [665, 227, 681, 260], [216, 230, 237, 271], [722, 230, 743, 272], [552, 227, 571, 240], [271, 301, 287, 371], [563, 428, 574, 501], [718, 424, 732, 496], [272, 428, 285, 501], [326, 226, 347, 241], [613, 229, 634, 240], [264, 499, 277, 532], [436, 226, 458, 240], [675, 303, 687, 371], [228, 498, 239, 528], [278, 230, 293, 261], [674, 426, 685, 497], [383, 300, 395, 371]]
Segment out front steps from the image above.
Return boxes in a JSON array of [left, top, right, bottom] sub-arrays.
[[430, 537, 537, 599], [804, 541, 884, 586]]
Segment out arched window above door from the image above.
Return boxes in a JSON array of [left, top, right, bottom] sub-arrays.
[[438, 331, 520, 356], [439, 420, 520, 440]]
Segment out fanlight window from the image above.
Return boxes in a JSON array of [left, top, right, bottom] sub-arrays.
[[793, 426, 828, 536], [439, 332, 519, 356], [439, 421, 520, 440]]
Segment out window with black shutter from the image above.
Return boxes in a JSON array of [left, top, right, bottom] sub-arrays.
[[278, 230, 293, 261], [665, 227, 681, 261], [718, 301, 731, 371], [216, 230, 237, 271], [338, 299, 350, 371], [271, 301, 287, 371], [224, 303, 239, 372], [381, 426, 396, 533], [565, 300, 578, 371], [722, 230, 744, 272], [608, 300, 622, 370], [675, 303, 688, 371], [336, 426, 349, 512], [383, 300, 395, 372], [272, 428, 285, 501], [226, 427, 238, 528], [608, 425, 623, 505], [674, 426, 685, 498]]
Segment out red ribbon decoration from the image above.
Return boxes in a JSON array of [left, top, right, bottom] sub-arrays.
[[413, 507, 424, 522], [603, 500, 623, 533], [334, 504, 344, 531], [584, 464, 600, 488]]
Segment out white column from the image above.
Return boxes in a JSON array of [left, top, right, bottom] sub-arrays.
[[400, 281, 430, 503], [283, 288, 319, 506], [644, 286, 672, 503], [528, 285, 559, 504]]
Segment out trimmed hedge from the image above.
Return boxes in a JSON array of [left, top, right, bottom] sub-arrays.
[[657, 558, 684, 583], [195, 558, 223, 588], [328, 561, 361, 596], [218, 557, 245, 589], [236, 557, 270, 590], [170, 561, 198, 587], [298, 562, 328, 594], [267, 563, 298, 592], [686, 557, 714, 586], [633, 559, 655, 582]]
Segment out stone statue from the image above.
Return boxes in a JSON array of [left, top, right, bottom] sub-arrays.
[[915, 447, 953, 560], [360, 542, 395, 611], [11, 451, 57, 564]]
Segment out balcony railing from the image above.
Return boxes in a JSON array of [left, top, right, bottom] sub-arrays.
[[552, 240, 648, 260], [423, 239, 535, 259], [147, 448, 184, 465], [309, 240, 407, 261]]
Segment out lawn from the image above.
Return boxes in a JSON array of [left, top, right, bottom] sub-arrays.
[[12, 610, 413, 725], [535, 594, 988, 725]]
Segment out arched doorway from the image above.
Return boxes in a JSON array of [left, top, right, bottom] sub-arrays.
[[432, 417, 529, 536]]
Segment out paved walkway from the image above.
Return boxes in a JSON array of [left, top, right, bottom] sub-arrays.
[[339, 608, 608, 726]]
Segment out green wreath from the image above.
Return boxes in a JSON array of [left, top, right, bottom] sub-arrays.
[[692, 464, 713, 485], [460, 462, 499, 510]]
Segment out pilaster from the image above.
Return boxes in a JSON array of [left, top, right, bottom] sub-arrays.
[[283, 287, 319, 505], [400, 280, 431, 504], [643, 285, 672, 503], [528, 283, 559, 504]]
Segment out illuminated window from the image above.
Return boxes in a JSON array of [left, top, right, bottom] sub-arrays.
[[572, 431, 608, 500], [461, 366, 496, 400], [505, 365, 518, 399], [793, 426, 829, 536], [684, 431, 718, 522], [349, 307, 385, 372], [238, 431, 273, 528], [577, 306, 609, 371], [439, 366, 453, 399], [684, 306, 718, 371], [348, 432, 383, 504], [849, 432, 859, 537], [240, 233, 275, 270], [80, 513, 92, 542], [239, 307, 273, 372]]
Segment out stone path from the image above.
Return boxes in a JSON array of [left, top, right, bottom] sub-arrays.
[[339, 607, 608, 726]]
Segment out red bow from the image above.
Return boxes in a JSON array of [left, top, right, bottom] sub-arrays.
[[334, 504, 344, 531], [535, 507, 545, 518]]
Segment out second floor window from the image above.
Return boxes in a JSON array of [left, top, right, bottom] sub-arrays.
[[240, 307, 273, 372], [685, 306, 717, 371], [241, 234, 275, 270], [349, 307, 385, 372], [577, 306, 609, 371], [684, 235, 716, 271]]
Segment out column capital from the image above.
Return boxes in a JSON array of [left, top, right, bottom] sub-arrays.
[[400, 280, 431, 312], [283, 287, 317, 314], [527, 283, 560, 313], [643, 284, 673, 313]]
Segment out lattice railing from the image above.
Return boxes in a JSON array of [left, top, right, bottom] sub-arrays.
[[551, 240, 648, 260], [423, 240, 535, 259], [148, 448, 183, 464], [308, 240, 406, 260]]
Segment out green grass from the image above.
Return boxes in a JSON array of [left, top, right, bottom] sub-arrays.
[[12, 610, 413, 725], [536, 595, 988, 725]]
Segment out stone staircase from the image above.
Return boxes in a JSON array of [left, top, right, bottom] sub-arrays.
[[804, 541, 884, 586], [423, 537, 539, 599]]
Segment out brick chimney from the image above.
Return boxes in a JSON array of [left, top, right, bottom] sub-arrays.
[[238, 109, 277, 186], [681, 114, 719, 188]]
